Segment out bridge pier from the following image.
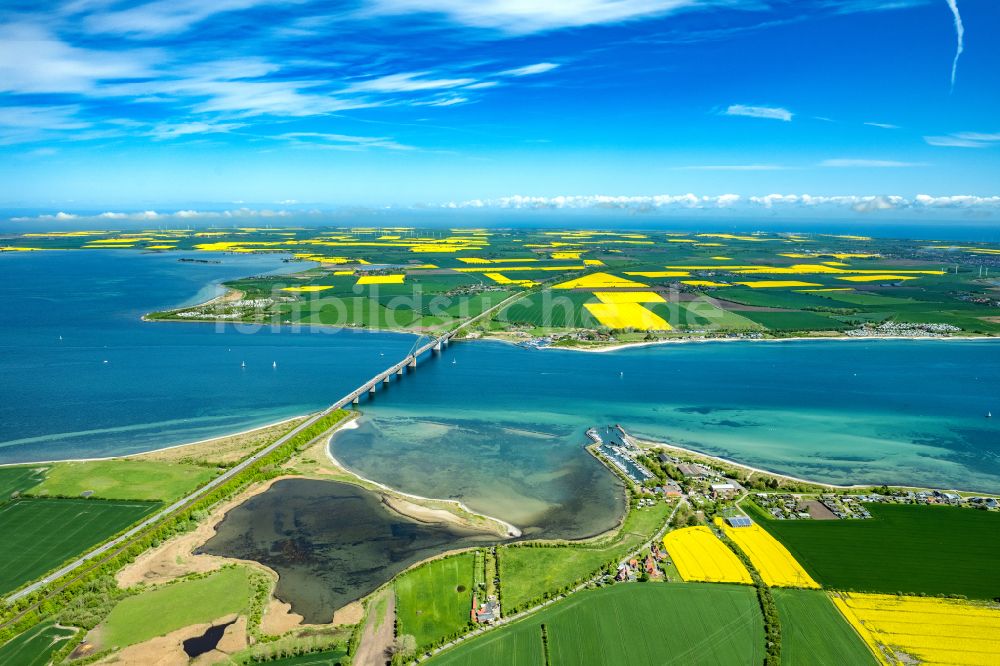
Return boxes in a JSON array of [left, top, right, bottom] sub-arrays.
[[383, 375, 390, 384], [397, 367, 404, 376], [368, 385, 376, 395], [408, 357, 417, 368], [352, 395, 359, 405], [433, 341, 442, 351]]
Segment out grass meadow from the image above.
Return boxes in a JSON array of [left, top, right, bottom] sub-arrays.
[[0, 497, 159, 594], [395, 553, 476, 649], [498, 500, 672, 612], [98, 567, 251, 649], [32, 459, 215, 502]]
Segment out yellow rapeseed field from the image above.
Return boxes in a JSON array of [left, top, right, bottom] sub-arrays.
[[584, 302, 670, 330], [593, 291, 666, 304], [714, 518, 819, 588], [662, 527, 753, 584], [623, 271, 691, 278], [838, 275, 917, 282], [552, 272, 648, 289], [551, 251, 582, 259], [484, 273, 537, 287], [280, 285, 333, 292], [356, 274, 405, 285], [832, 593, 1000, 666]]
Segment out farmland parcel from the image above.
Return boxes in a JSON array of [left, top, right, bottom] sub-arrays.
[[747, 503, 1000, 598], [428, 583, 762, 665], [0, 498, 159, 595], [833, 592, 1000, 666]]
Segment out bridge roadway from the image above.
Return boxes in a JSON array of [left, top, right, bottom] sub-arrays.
[[5, 290, 523, 605]]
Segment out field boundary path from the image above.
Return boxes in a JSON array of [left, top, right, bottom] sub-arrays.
[[354, 588, 396, 666], [4, 291, 524, 607], [418, 500, 685, 662]]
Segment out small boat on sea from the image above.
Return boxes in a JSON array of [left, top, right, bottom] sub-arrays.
[[272, 361, 277, 368], [241, 361, 246, 368]]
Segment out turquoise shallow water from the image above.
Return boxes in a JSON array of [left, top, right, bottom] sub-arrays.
[[330, 337, 1000, 534]]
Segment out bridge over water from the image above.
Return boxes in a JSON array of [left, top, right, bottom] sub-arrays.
[[5, 290, 522, 605]]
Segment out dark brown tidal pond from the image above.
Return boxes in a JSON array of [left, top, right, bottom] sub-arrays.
[[199, 478, 497, 623]]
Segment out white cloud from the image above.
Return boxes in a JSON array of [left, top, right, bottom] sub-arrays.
[[945, 0, 963, 90], [414, 96, 469, 107], [0, 23, 154, 95], [924, 132, 1000, 148], [12, 208, 298, 223], [443, 193, 744, 210], [441, 192, 1000, 213], [724, 104, 793, 121], [0, 105, 93, 145], [820, 159, 924, 167], [346, 72, 477, 93], [499, 62, 560, 77], [79, 0, 299, 39], [277, 132, 415, 151], [914, 194, 1000, 208], [364, 0, 700, 33], [864, 122, 898, 129], [149, 121, 247, 140], [463, 81, 499, 90]]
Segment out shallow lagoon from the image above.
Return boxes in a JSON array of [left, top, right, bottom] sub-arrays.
[[199, 478, 496, 622]]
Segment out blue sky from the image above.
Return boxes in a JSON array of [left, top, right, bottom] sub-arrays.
[[1, 0, 998, 218]]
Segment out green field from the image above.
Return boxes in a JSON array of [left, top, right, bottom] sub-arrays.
[[748, 502, 1000, 599], [429, 583, 762, 665], [498, 500, 671, 612], [773, 589, 876, 665], [395, 553, 475, 649], [0, 498, 160, 595], [0, 466, 47, 500], [99, 567, 251, 649], [0, 621, 78, 666], [31, 459, 216, 501], [738, 310, 849, 331]]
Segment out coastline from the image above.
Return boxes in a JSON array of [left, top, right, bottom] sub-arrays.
[[324, 420, 522, 538], [539, 333, 998, 354], [630, 432, 993, 495], [0, 415, 308, 468]]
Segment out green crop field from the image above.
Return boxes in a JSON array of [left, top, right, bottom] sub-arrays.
[[738, 311, 849, 331], [497, 291, 597, 329], [31, 459, 215, 501], [748, 502, 1000, 599], [396, 553, 475, 649], [0, 466, 47, 500], [773, 589, 876, 666], [99, 567, 251, 649], [0, 621, 78, 666], [0, 498, 159, 595], [429, 583, 762, 666], [498, 500, 671, 612]]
